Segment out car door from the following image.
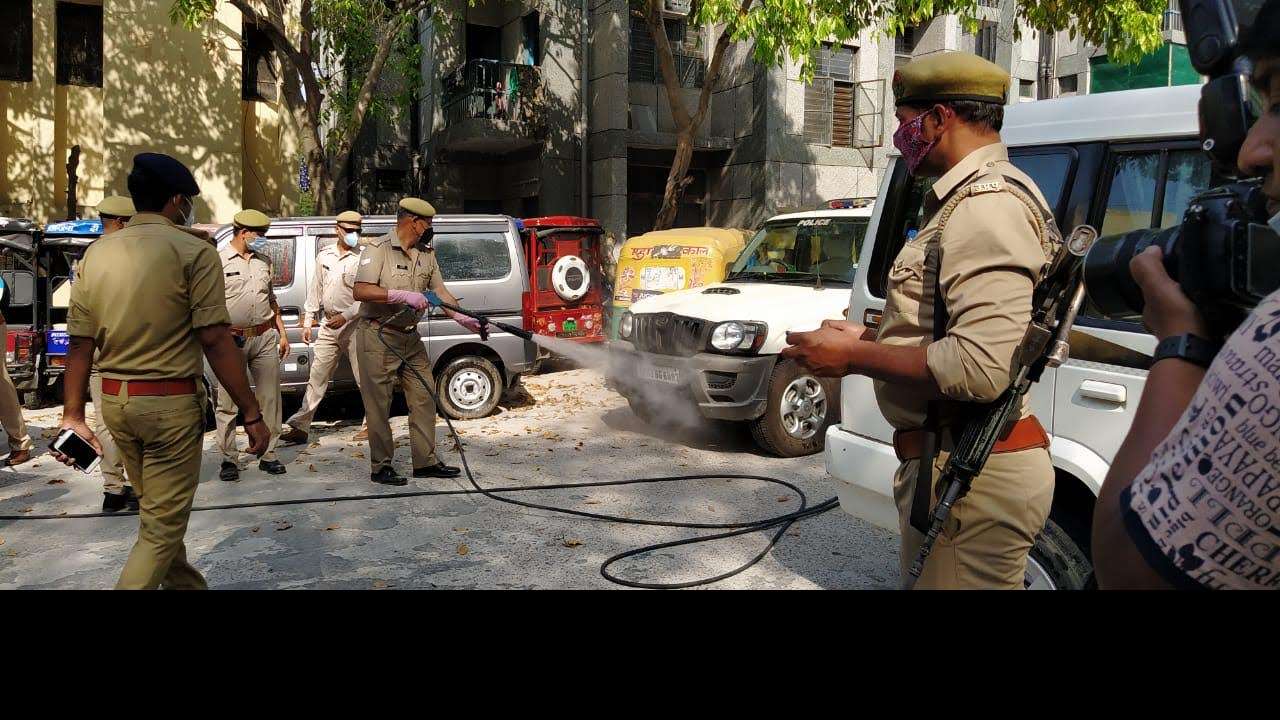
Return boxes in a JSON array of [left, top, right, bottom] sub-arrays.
[[1051, 141, 1210, 471]]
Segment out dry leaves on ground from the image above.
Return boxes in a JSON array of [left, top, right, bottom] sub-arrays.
[[457, 543, 470, 556]]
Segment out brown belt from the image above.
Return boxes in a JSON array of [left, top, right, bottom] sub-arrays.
[[101, 378, 197, 397], [368, 316, 418, 335], [325, 310, 345, 320], [893, 415, 1049, 462], [230, 319, 275, 338]]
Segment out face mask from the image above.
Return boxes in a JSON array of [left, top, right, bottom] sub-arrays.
[[418, 226, 434, 249], [248, 235, 268, 253], [177, 196, 195, 226], [342, 231, 360, 248], [892, 111, 939, 176]]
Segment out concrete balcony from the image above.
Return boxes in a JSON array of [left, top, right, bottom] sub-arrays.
[[436, 60, 547, 154]]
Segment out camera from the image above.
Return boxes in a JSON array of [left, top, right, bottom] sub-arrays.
[[1083, 0, 1280, 335]]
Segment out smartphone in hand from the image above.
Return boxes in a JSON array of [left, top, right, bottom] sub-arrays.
[[51, 428, 101, 474]]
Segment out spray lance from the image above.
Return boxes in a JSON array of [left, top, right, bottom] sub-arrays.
[[422, 291, 534, 341]]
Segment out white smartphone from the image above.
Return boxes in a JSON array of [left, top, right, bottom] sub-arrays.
[[51, 428, 101, 474]]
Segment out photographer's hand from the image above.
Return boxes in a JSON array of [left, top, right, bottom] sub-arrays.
[[1130, 245, 1211, 340]]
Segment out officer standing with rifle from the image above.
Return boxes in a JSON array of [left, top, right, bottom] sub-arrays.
[[783, 53, 1061, 589]]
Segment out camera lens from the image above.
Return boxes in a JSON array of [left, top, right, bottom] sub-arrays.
[[1083, 224, 1181, 319]]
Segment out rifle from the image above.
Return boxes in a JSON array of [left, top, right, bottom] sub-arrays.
[[904, 223, 1099, 589]]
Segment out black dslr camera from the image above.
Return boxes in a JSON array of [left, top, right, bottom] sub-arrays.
[[1083, 0, 1280, 336]]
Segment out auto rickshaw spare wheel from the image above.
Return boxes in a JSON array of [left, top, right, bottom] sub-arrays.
[[551, 255, 590, 302]]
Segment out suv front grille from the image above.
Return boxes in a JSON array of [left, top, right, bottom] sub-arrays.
[[631, 313, 707, 356]]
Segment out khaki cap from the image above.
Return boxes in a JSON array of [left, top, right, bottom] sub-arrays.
[[336, 210, 363, 224], [398, 197, 436, 218], [893, 52, 1010, 106], [97, 196, 136, 218], [233, 209, 272, 230]]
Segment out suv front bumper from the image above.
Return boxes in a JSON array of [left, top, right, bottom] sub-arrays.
[[610, 342, 776, 421]]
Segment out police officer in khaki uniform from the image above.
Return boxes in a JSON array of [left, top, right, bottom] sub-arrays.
[[280, 210, 368, 444], [352, 198, 485, 486], [0, 242, 35, 468], [53, 153, 268, 589], [90, 195, 138, 512], [783, 53, 1057, 589], [215, 209, 290, 481]]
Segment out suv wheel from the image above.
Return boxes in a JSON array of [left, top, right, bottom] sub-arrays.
[[1025, 518, 1093, 590], [749, 359, 839, 457], [438, 356, 501, 420]]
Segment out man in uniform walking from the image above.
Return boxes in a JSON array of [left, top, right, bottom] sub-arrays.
[[280, 210, 368, 444], [53, 152, 268, 589], [216, 210, 290, 481], [90, 195, 138, 512], [352, 198, 485, 486], [783, 53, 1058, 589]]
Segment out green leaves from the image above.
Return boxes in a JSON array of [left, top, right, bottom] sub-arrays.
[[168, 0, 217, 31]]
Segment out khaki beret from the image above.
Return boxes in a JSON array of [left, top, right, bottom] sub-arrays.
[[398, 197, 436, 218], [97, 196, 135, 218], [893, 52, 1010, 106], [336, 210, 363, 225], [233, 209, 272, 230]]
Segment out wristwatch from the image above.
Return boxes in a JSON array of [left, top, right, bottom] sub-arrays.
[[1152, 333, 1222, 369]]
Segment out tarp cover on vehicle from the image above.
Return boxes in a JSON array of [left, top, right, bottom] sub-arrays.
[[611, 227, 750, 310]]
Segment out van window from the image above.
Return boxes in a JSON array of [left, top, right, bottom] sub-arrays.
[[1101, 152, 1162, 236], [435, 232, 512, 281], [258, 235, 298, 288], [867, 147, 1075, 298], [1160, 149, 1213, 228]]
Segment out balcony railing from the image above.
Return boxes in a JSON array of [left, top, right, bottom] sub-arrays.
[[1163, 9, 1184, 33], [441, 59, 544, 134]]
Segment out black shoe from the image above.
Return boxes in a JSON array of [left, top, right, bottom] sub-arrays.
[[219, 461, 240, 482], [102, 492, 128, 513], [413, 462, 462, 479], [370, 467, 408, 486], [259, 459, 287, 475], [122, 486, 139, 512]]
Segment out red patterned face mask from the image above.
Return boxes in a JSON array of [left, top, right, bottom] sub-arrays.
[[892, 111, 938, 175]]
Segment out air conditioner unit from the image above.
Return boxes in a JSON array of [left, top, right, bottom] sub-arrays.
[[664, 0, 692, 15]]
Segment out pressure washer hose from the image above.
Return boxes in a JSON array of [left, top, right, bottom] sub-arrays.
[[0, 314, 840, 589]]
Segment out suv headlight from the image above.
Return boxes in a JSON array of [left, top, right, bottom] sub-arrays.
[[709, 321, 767, 353], [619, 311, 634, 339]]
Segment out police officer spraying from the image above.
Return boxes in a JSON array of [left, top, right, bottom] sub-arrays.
[[91, 195, 139, 513], [783, 53, 1059, 589], [280, 210, 368, 445], [53, 153, 269, 589], [216, 210, 290, 481], [352, 198, 485, 486]]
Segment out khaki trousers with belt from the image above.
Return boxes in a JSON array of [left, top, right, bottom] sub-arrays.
[[355, 320, 438, 472], [89, 370, 130, 494], [214, 328, 281, 463], [0, 323, 32, 453], [102, 382, 208, 590], [894, 446, 1054, 589], [284, 319, 362, 435]]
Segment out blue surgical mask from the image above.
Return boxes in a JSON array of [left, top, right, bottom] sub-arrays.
[[249, 236, 269, 253], [343, 231, 360, 248]]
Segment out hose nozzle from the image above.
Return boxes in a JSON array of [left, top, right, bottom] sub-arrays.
[[423, 292, 535, 342]]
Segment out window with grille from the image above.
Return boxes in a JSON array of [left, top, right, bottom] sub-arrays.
[[0, 0, 33, 82], [804, 44, 856, 147], [975, 21, 998, 63], [242, 20, 278, 102], [629, 15, 703, 87], [56, 2, 102, 88]]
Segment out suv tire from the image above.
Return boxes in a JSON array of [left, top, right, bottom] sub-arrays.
[[749, 359, 839, 457], [1026, 518, 1093, 590], [438, 356, 502, 420]]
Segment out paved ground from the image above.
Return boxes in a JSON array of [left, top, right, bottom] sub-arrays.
[[0, 365, 898, 589]]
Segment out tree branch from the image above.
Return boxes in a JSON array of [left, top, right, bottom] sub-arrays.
[[331, 10, 416, 164], [691, 0, 750, 130], [647, 0, 691, 128]]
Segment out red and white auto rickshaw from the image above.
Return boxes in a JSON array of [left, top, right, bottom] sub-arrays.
[[518, 216, 606, 347]]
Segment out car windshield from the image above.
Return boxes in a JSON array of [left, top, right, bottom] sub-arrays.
[[728, 217, 867, 284]]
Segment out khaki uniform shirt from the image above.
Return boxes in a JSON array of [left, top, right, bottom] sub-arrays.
[[67, 213, 230, 380], [874, 143, 1054, 430], [221, 246, 277, 328], [354, 231, 447, 325], [304, 244, 361, 325]]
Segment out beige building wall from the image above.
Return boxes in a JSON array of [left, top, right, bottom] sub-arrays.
[[1, 0, 300, 224]]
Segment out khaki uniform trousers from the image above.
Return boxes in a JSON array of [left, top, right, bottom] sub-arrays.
[[0, 323, 32, 453], [89, 370, 130, 494], [894, 446, 1054, 589], [284, 319, 361, 435], [102, 384, 208, 590], [215, 329, 282, 463], [355, 320, 438, 472]]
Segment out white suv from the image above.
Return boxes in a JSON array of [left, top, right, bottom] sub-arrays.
[[824, 84, 1207, 589]]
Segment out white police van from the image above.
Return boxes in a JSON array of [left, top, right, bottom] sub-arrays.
[[824, 84, 1207, 589]]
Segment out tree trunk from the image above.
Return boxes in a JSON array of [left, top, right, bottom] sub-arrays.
[[654, 132, 694, 230], [65, 145, 81, 220]]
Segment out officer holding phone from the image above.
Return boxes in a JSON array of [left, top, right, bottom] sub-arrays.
[[53, 153, 268, 590]]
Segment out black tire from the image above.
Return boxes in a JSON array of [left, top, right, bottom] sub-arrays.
[[626, 395, 656, 424], [749, 359, 840, 457], [437, 356, 502, 420], [1025, 518, 1093, 590]]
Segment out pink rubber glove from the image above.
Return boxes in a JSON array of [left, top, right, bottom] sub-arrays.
[[457, 316, 485, 336], [387, 289, 429, 311]]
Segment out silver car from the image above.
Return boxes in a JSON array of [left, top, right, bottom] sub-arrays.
[[206, 214, 538, 421]]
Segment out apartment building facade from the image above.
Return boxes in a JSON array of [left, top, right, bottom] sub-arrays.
[[0, 0, 302, 224]]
